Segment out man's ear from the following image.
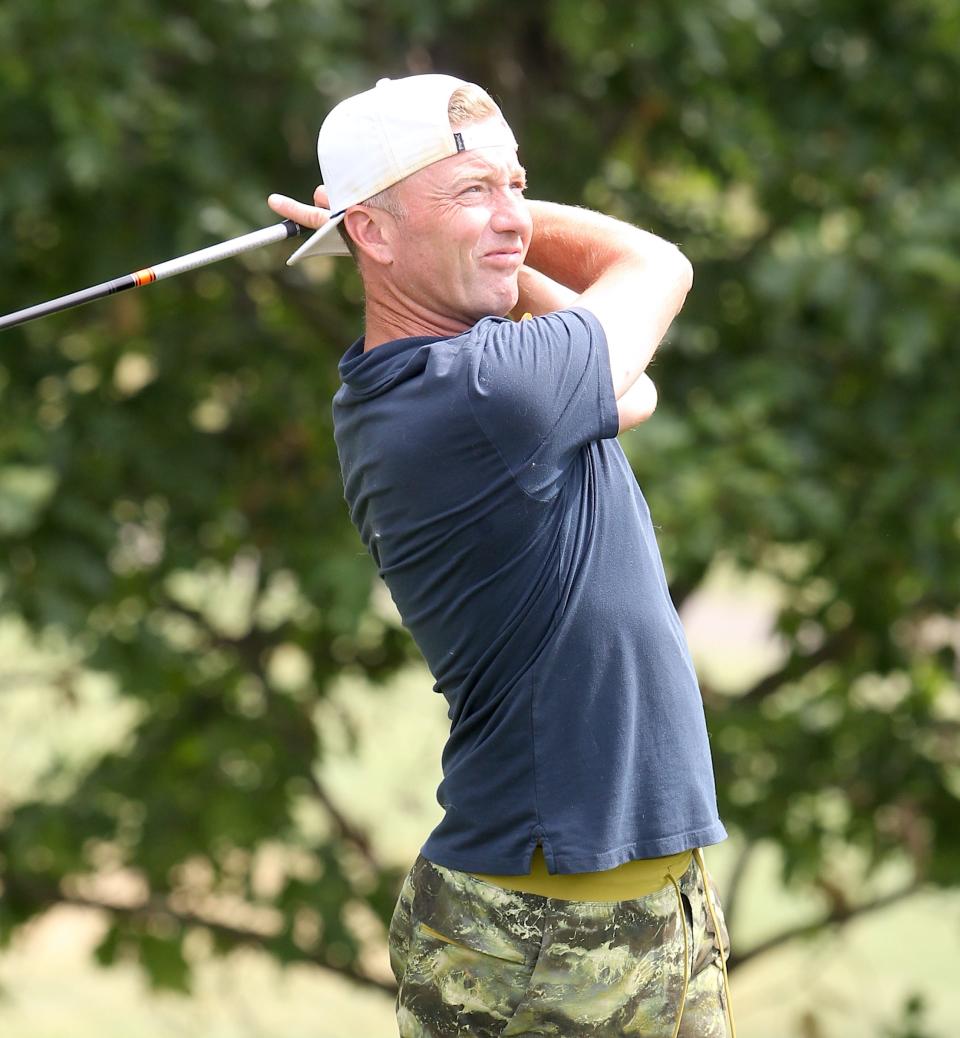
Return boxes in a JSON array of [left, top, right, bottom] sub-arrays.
[[343, 207, 395, 266]]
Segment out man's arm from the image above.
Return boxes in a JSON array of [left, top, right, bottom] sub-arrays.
[[511, 264, 658, 434], [615, 374, 658, 433], [520, 201, 692, 401], [267, 191, 685, 428]]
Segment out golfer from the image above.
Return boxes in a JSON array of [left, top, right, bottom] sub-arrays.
[[269, 74, 734, 1038]]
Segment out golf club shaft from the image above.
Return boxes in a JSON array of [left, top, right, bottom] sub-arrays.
[[0, 219, 304, 332]]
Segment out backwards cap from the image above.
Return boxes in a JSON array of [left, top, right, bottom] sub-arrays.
[[287, 74, 518, 264]]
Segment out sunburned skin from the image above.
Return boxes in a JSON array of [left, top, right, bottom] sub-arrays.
[[267, 113, 533, 346], [355, 143, 533, 347]]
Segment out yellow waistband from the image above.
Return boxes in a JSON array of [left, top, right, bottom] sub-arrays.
[[469, 846, 693, 902]]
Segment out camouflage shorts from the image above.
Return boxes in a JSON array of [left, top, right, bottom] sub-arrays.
[[387, 851, 733, 1037]]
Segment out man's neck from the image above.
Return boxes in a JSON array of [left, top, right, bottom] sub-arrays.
[[362, 306, 472, 352]]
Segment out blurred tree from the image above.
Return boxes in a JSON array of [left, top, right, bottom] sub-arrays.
[[0, 0, 957, 1023]]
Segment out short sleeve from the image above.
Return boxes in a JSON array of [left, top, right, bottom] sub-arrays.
[[467, 307, 619, 499]]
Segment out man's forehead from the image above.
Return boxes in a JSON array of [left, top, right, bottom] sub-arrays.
[[449, 149, 525, 177], [390, 123, 524, 203], [424, 146, 525, 187]]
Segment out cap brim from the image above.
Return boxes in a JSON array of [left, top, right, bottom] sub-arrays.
[[286, 212, 351, 265]]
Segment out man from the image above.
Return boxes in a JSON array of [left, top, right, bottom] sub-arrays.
[[269, 74, 735, 1038]]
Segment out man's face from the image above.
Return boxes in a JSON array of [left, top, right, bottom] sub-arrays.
[[385, 137, 532, 328]]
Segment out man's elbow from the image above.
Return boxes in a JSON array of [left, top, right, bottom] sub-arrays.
[[617, 375, 658, 433], [639, 375, 658, 418], [671, 247, 694, 296], [682, 255, 694, 294]]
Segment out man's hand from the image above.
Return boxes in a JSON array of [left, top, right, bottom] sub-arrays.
[[267, 185, 331, 229], [510, 265, 577, 319]]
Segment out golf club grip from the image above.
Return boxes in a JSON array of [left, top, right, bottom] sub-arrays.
[[149, 220, 302, 281], [0, 220, 303, 332]]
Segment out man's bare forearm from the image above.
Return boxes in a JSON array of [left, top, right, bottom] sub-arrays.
[[517, 201, 691, 398], [522, 200, 689, 295]]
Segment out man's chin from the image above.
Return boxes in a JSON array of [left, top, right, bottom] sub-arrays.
[[467, 295, 519, 323], [495, 282, 521, 318], [458, 276, 521, 323]]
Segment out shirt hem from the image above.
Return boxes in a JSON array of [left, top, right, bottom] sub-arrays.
[[421, 820, 728, 876]]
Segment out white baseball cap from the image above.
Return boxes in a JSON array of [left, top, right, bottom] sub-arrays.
[[286, 74, 519, 265]]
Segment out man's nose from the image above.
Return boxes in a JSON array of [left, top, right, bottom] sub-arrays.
[[490, 188, 530, 236]]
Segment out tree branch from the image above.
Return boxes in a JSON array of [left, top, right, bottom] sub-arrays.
[[11, 876, 396, 996], [156, 599, 386, 874], [0, 669, 79, 695], [158, 600, 289, 671], [739, 625, 857, 704], [722, 840, 755, 936], [727, 881, 921, 972], [307, 771, 382, 872]]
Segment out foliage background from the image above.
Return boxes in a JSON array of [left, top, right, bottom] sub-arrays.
[[1, 1, 958, 1035]]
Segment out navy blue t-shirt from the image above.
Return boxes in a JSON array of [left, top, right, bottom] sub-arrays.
[[333, 307, 726, 874]]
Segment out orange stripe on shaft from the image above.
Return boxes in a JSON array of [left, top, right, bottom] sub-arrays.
[[132, 268, 157, 287]]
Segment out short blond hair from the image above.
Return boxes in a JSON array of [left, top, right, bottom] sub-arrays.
[[447, 83, 499, 128], [337, 83, 501, 259]]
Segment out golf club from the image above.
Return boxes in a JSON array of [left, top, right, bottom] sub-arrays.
[[0, 219, 304, 332]]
